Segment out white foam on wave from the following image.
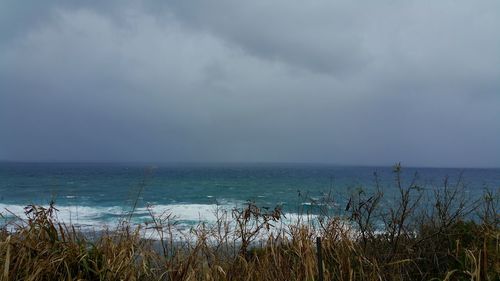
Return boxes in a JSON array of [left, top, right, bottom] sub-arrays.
[[0, 203, 235, 226], [0, 203, 124, 228], [134, 204, 234, 222], [0, 203, 324, 240]]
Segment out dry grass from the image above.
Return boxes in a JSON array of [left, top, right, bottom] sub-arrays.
[[0, 167, 498, 281]]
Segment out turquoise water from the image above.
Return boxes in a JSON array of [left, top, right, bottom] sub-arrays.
[[1, 163, 499, 228]]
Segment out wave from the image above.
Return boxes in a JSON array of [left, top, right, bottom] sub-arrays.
[[0, 202, 322, 241]]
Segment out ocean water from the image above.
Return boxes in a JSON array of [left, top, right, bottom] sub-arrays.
[[1, 163, 499, 231]]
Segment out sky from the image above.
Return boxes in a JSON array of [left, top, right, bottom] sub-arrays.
[[1, 1, 499, 168]]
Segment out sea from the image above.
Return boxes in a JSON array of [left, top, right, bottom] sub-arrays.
[[1, 162, 499, 234]]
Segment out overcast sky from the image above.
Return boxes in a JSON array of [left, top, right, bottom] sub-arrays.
[[1, 1, 499, 167]]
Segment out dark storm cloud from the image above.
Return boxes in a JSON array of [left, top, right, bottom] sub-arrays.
[[161, 1, 372, 74], [1, 1, 499, 167]]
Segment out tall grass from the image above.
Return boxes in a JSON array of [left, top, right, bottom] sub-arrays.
[[0, 166, 498, 280]]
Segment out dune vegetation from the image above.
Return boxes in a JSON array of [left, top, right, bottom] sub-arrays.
[[0, 166, 498, 281]]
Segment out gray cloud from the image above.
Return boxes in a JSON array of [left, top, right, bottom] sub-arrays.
[[162, 1, 372, 74], [1, 1, 499, 167]]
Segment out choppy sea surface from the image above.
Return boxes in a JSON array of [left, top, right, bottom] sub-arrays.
[[1, 162, 499, 231]]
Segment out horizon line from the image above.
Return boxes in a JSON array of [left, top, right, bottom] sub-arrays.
[[0, 160, 498, 170]]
